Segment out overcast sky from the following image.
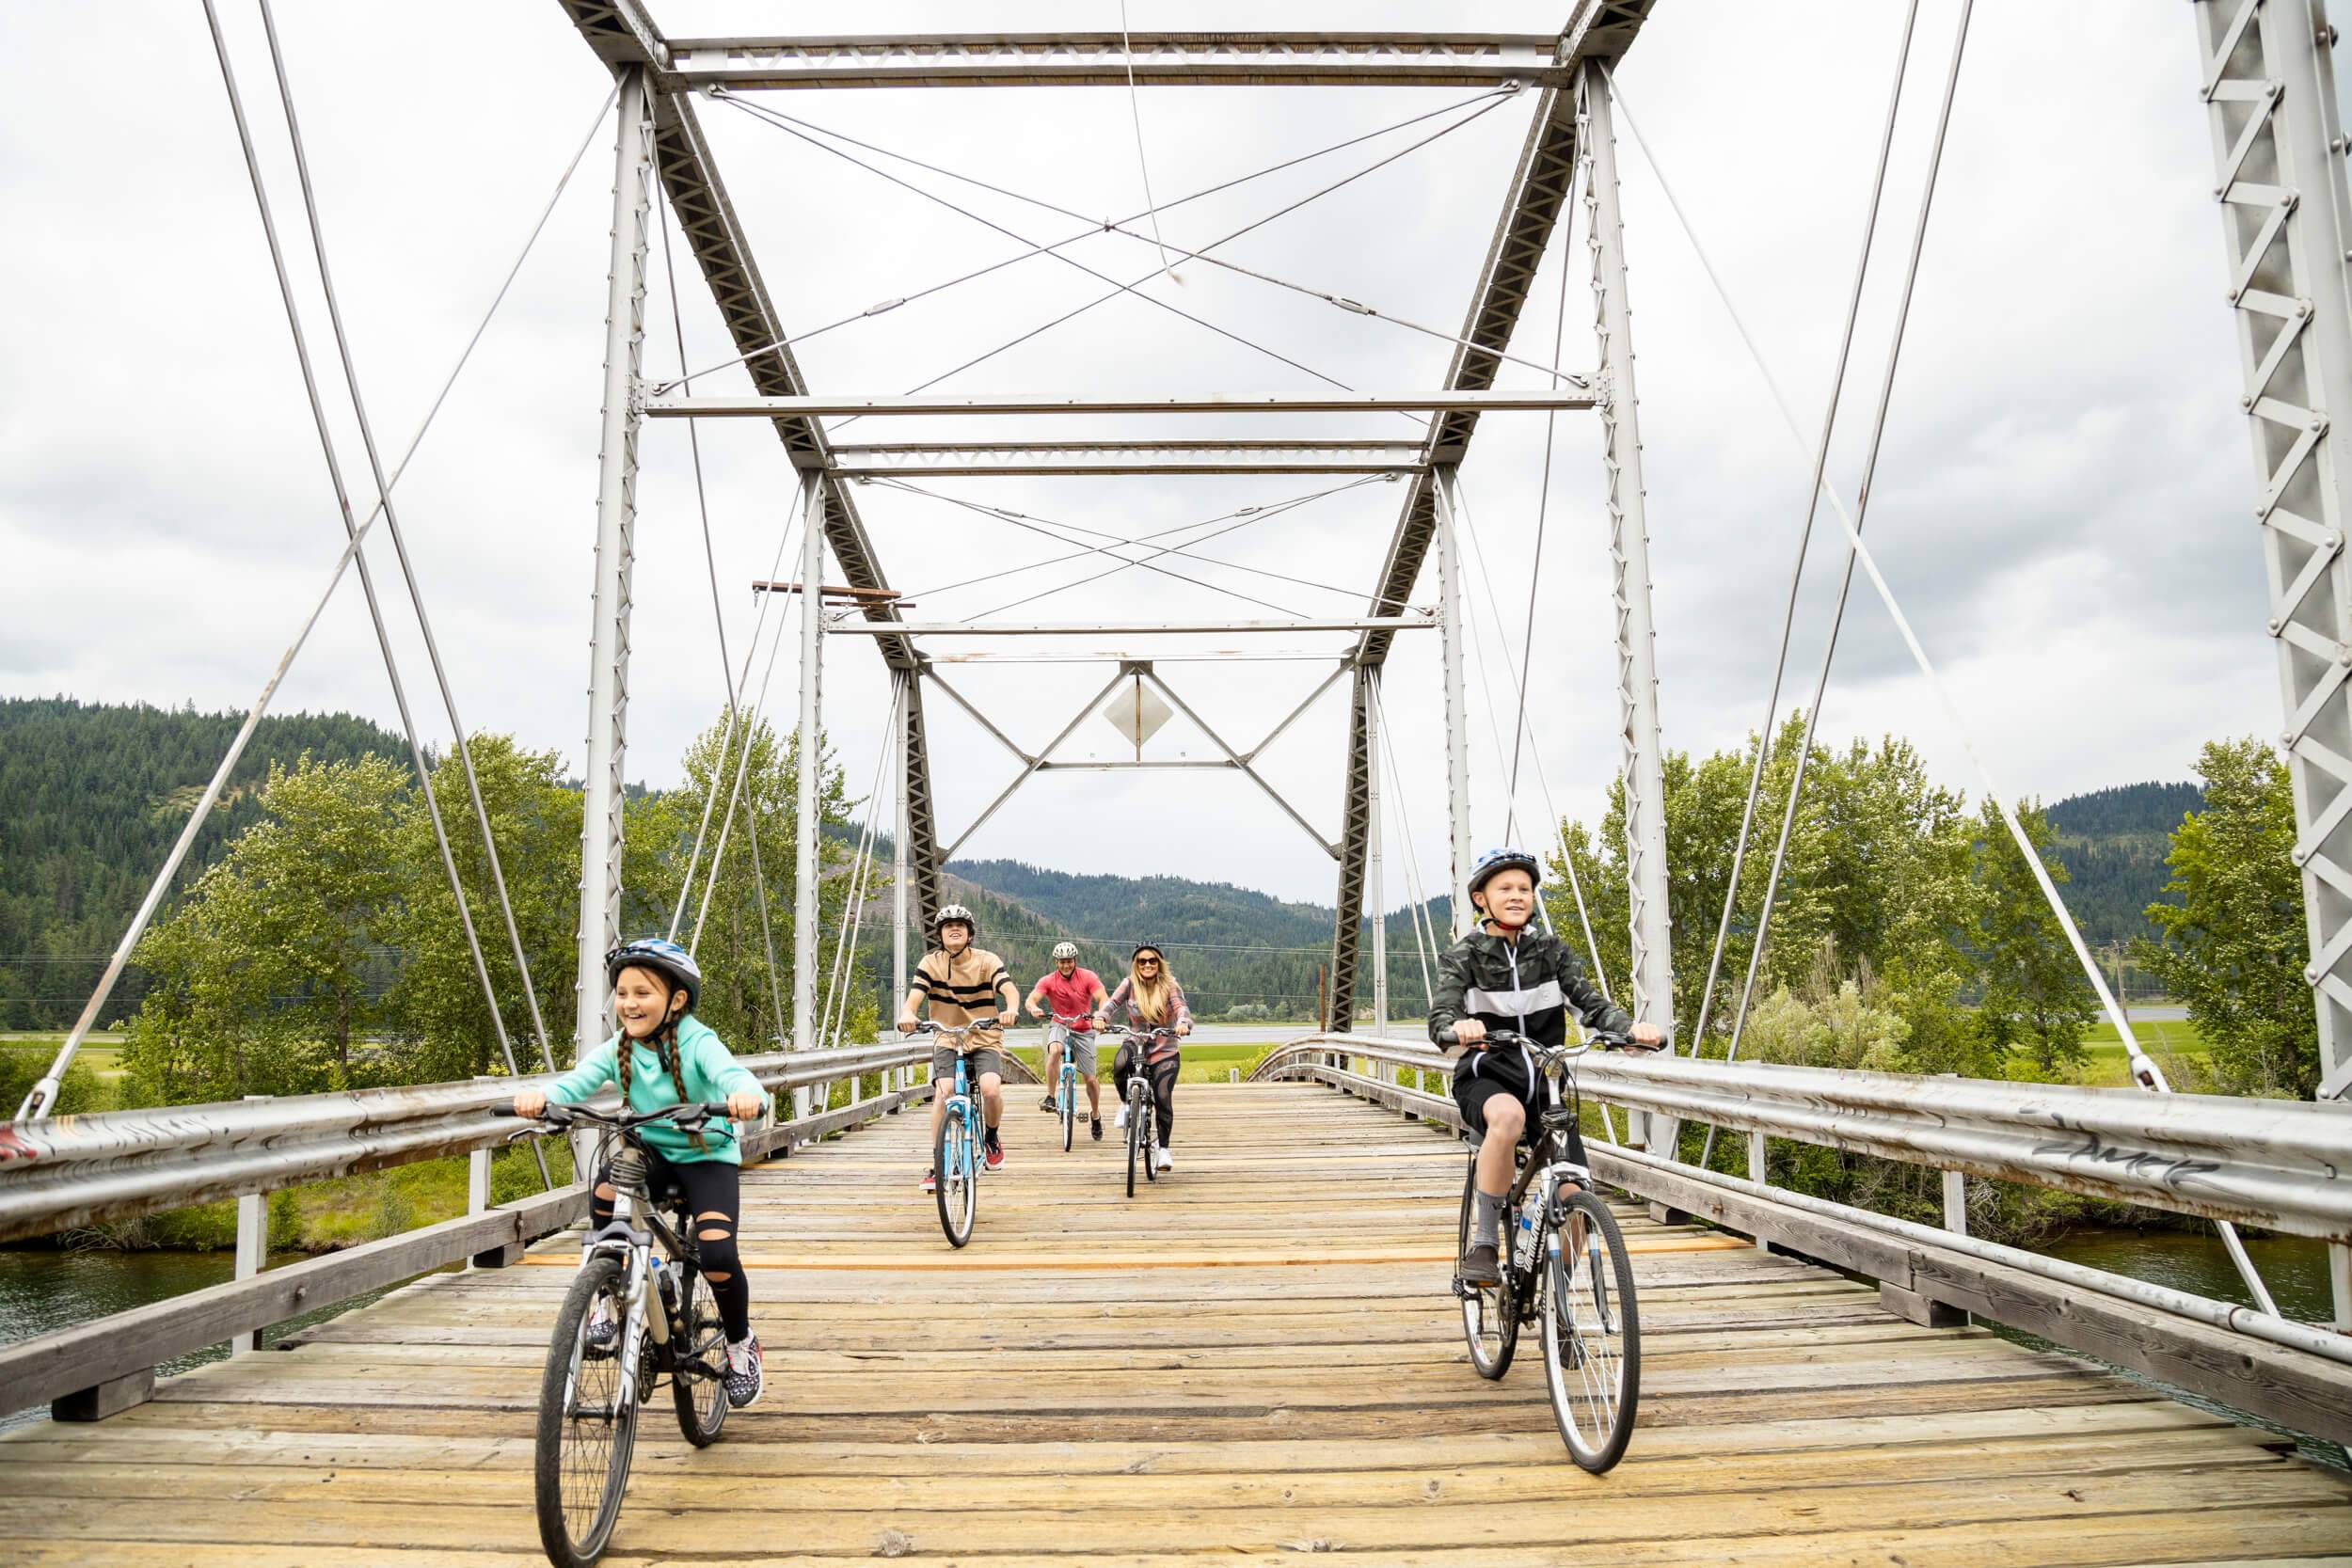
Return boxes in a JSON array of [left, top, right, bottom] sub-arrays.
[[2, 2, 2283, 909]]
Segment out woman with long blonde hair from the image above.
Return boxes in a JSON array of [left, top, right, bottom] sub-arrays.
[[1096, 939, 1192, 1171]]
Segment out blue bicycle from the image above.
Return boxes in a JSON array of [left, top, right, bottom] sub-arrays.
[[1045, 1011, 1094, 1152], [907, 1020, 1007, 1246]]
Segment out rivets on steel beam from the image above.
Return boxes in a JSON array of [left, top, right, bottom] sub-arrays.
[[2270, 616, 2284, 632]]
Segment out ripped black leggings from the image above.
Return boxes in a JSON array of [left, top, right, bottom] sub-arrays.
[[591, 1149, 749, 1342]]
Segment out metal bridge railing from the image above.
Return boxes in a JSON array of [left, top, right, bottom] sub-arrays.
[[1251, 1034, 2352, 1449], [0, 1039, 928, 1422]]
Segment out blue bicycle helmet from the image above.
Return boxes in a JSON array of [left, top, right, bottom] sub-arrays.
[[605, 937, 702, 1014], [1467, 847, 1543, 896]]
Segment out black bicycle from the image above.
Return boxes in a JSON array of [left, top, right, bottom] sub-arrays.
[[1442, 1027, 1644, 1473], [1099, 1022, 1174, 1196], [496, 1101, 737, 1567]]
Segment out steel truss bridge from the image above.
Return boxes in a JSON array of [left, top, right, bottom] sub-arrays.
[[5, 1, 2352, 1560]]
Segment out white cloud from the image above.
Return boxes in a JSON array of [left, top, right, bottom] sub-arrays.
[[5, 1, 2285, 912]]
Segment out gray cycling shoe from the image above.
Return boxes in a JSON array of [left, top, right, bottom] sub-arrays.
[[1458, 1242, 1502, 1286]]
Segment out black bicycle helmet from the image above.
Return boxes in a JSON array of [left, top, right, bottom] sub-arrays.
[[1467, 847, 1543, 896], [604, 937, 702, 1014], [1132, 939, 1168, 960]]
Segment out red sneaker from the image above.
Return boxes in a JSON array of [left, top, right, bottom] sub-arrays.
[[983, 1138, 1005, 1171], [919, 1168, 937, 1193]]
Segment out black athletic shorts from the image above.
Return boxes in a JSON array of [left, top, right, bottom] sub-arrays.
[[1451, 1040, 1587, 1166]]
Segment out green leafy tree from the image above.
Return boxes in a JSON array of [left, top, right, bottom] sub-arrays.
[[120, 754, 409, 1101], [1551, 714, 1976, 1062], [622, 713, 856, 1053], [1971, 799, 2096, 1077], [2137, 738, 2316, 1097], [384, 736, 581, 1082]]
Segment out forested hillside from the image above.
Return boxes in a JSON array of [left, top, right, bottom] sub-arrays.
[[0, 698, 411, 1027], [2046, 781, 2204, 946], [2, 698, 2207, 1032]]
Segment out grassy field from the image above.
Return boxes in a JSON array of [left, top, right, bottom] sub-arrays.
[[1005, 1040, 1282, 1084]]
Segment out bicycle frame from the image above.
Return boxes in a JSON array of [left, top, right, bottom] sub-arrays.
[[1455, 1038, 1599, 1311]]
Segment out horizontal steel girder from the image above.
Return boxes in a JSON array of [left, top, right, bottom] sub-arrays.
[[831, 617, 1435, 637], [645, 390, 1598, 419], [662, 32, 1575, 89], [831, 439, 1428, 478]]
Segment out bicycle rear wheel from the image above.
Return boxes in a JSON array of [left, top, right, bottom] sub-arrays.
[[1454, 1158, 1518, 1379], [670, 1260, 728, 1448], [535, 1253, 639, 1567], [936, 1107, 977, 1247], [1542, 1189, 1641, 1473]]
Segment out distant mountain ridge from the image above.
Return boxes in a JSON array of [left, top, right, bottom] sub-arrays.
[[2043, 780, 2204, 948]]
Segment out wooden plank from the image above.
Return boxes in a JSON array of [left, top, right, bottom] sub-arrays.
[[0, 1083, 2345, 1566]]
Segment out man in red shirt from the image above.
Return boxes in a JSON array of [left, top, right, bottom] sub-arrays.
[[1025, 942, 1110, 1139]]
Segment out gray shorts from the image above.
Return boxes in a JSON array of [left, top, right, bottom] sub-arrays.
[[1047, 1024, 1098, 1076], [930, 1045, 1004, 1085]]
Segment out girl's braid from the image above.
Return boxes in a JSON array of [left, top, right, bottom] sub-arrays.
[[655, 1006, 708, 1151]]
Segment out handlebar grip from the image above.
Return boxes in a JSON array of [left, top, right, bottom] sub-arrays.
[[700, 1101, 738, 1117], [491, 1105, 519, 1117]]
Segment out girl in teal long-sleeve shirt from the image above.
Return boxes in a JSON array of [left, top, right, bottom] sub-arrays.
[[514, 938, 771, 1408]]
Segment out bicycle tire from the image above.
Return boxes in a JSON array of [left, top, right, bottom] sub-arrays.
[[1542, 1189, 1641, 1473], [936, 1105, 976, 1247], [1124, 1085, 1143, 1197], [670, 1260, 728, 1448], [1060, 1067, 1075, 1153], [534, 1252, 639, 1567], [1454, 1157, 1518, 1379]]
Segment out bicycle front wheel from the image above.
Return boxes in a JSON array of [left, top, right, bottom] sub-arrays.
[[936, 1108, 977, 1247], [535, 1252, 639, 1567], [1124, 1087, 1144, 1197], [1454, 1160, 1518, 1380], [1542, 1189, 1641, 1473], [670, 1262, 728, 1448], [1060, 1069, 1075, 1152]]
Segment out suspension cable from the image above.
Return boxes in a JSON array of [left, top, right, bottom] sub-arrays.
[[1116, 0, 1180, 281], [257, 0, 556, 1078], [672, 513, 802, 941], [691, 523, 803, 954], [657, 86, 1519, 393], [1604, 32, 2280, 1313], [1508, 172, 1583, 838], [9, 59, 605, 1123], [734, 88, 1581, 402], [1368, 677, 1439, 1010], [821, 677, 905, 1049], [1669, 2, 1923, 1081], [196, 0, 540, 1120], [826, 91, 1517, 431], [879, 473, 1390, 615], [738, 92, 1583, 392], [721, 94, 1355, 398]]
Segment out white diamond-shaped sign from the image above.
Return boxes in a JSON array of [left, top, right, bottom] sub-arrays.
[[1102, 676, 1172, 750]]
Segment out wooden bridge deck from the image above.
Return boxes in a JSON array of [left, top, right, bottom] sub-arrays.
[[1, 1083, 2347, 1565]]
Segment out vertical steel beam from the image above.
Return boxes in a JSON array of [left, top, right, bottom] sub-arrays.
[[1433, 466, 1477, 940], [575, 65, 651, 1065], [1327, 667, 1373, 1033], [792, 473, 824, 1073], [1367, 670, 1390, 1041], [893, 678, 912, 1091], [2196, 0, 2352, 1110], [2195, 0, 2352, 1332], [1581, 60, 1677, 1152]]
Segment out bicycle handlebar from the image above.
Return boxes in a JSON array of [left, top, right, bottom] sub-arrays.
[[495, 1101, 739, 1131], [1436, 1025, 1660, 1053]]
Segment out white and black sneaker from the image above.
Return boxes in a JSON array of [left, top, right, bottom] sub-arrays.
[[723, 1335, 765, 1409], [583, 1294, 619, 1356]]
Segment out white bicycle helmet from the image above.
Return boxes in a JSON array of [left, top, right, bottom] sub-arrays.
[[1051, 941, 1079, 960], [930, 902, 977, 939]]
